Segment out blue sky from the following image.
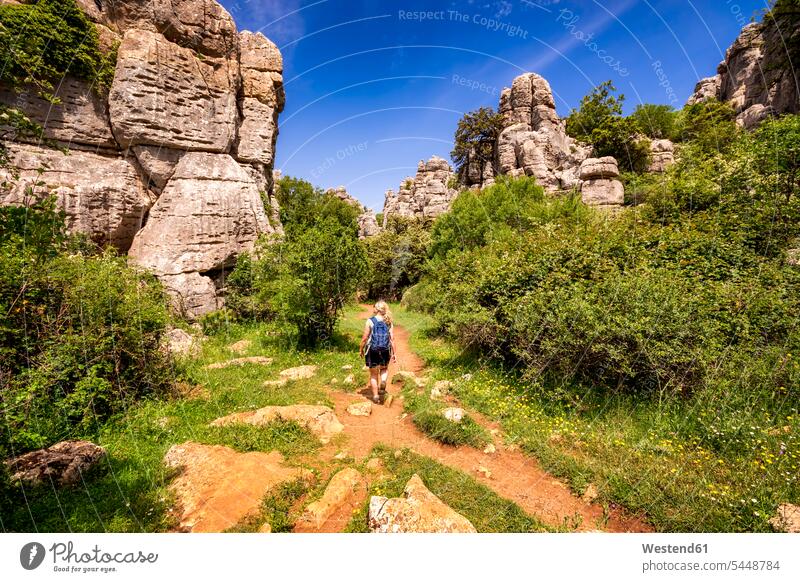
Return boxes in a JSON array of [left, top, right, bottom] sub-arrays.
[[219, 0, 769, 211]]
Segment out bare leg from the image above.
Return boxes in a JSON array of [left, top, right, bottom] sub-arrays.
[[369, 368, 380, 399], [379, 366, 389, 391]]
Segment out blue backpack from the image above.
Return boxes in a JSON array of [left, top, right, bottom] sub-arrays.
[[369, 317, 391, 350]]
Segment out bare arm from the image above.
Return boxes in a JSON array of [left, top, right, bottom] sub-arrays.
[[390, 326, 397, 362], [359, 321, 371, 357]]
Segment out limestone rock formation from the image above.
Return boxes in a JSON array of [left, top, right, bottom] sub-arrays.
[[462, 73, 591, 193], [0, 0, 286, 318], [579, 157, 624, 207], [0, 143, 151, 250], [687, 16, 800, 128], [163, 442, 311, 532], [326, 186, 381, 238], [367, 474, 477, 533], [128, 152, 274, 316], [382, 156, 459, 223], [108, 28, 237, 152], [5, 440, 106, 488], [0, 78, 116, 150], [648, 139, 676, 173]]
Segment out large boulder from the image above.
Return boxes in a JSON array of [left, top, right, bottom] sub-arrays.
[[5, 440, 106, 488], [163, 442, 311, 532], [581, 179, 624, 207], [108, 28, 237, 152], [128, 152, 273, 316], [0, 143, 151, 251], [368, 474, 477, 533], [648, 139, 675, 173], [579, 156, 620, 180]]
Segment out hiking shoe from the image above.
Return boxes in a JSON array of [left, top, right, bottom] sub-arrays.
[[372, 394, 381, 404], [379, 380, 387, 393]]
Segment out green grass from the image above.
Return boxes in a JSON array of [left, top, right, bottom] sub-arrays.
[[225, 478, 311, 533], [394, 374, 490, 448], [392, 303, 800, 532], [1, 319, 360, 533], [344, 445, 554, 532]]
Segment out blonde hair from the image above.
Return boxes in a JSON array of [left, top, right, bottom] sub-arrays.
[[374, 301, 392, 325]]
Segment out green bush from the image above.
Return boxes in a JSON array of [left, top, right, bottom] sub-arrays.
[[362, 215, 431, 300], [228, 177, 368, 347], [451, 106, 504, 181], [429, 176, 587, 260], [0, 199, 174, 454], [0, 0, 115, 97], [630, 104, 677, 139], [673, 99, 739, 153]]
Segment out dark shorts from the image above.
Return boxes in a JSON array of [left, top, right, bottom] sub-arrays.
[[365, 347, 391, 368]]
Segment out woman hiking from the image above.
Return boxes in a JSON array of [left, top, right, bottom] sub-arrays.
[[359, 301, 397, 404]]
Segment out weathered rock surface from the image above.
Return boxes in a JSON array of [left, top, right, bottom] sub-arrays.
[[368, 474, 476, 533], [163, 442, 311, 532], [442, 407, 465, 423], [163, 327, 201, 357], [579, 156, 620, 180], [0, 143, 150, 250], [382, 156, 458, 224], [648, 139, 675, 173], [236, 31, 284, 166], [296, 468, 367, 532], [462, 73, 591, 193], [83, 0, 239, 59], [109, 29, 237, 152], [687, 17, 800, 128], [5, 440, 106, 488], [581, 179, 625, 207], [347, 401, 372, 417], [1, 0, 286, 316], [0, 78, 116, 149], [210, 405, 344, 444], [128, 152, 273, 316], [227, 339, 252, 354]]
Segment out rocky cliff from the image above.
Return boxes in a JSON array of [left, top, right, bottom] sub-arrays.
[[381, 156, 459, 224], [687, 10, 800, 128], [0, 0, 285, 318]]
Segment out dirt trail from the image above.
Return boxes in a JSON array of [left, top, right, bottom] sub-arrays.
[[321, 307, 652, 533]]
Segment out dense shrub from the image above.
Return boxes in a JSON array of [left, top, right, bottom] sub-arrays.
[[673, 99, 739, 154], [414, 115, 800, 406], [429, 176, 587, 260], [362, 215, 431, 300], [0, 199, 173, 455], [0, 0, 116, 96], [228, 177, 367, 346]]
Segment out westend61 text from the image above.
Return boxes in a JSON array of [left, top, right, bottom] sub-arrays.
[[642, 543, 708, 554]]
